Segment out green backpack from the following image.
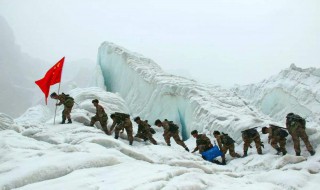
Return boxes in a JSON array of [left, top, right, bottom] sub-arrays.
[[168, 121, 179, 132], [221, 133, 235, 145]]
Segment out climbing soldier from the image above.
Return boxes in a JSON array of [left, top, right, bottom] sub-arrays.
[[50, 92, 74, 124], [286, 113, 315, 156], [110, 112, 134, 145], [262, 124, 288, 155], [154, 119, 189, 152], [191, 130, 213, 154], [213, 131, 241, 163], [89, 99, 110, 135], [241, 127, 263, 157], [134, 117, 157, 145]]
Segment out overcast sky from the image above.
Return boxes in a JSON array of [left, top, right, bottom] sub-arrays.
[[1, 0, 319, 87]]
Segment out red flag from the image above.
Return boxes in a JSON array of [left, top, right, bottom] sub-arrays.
[[35, 57, 65, 104]]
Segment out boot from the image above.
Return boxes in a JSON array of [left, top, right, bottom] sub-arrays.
[[167, 143, 171, 146], [296, 152, 301, 156], [185, 147, 190, 152], [115, 135, 119, 139], [129, 141, 133, 146], [257, 149, 262, 155], [222, 159, 226, 165], [282, 150, 287, 156], [60, 120, 66, 124], [309, 150, 316, 156], [67, 119, 72, 124], [276, 147, 281, 155], [242, 151, 248, 158]]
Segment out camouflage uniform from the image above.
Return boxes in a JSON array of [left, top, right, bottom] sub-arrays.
[[135, 120, 157, 145], [162, 121, 188, 149], [193, 134, 212, 153], [267, 126, 287, 154], [56, 94, 74, 122], [286, 117, 314, 155], [111, 116, 133, 145], [90, 104, 109, 134], [242, 128, 262, 155], [216, 135, 240, 158]]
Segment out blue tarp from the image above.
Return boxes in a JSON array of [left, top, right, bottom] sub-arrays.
[[201, 145, 223, 161]]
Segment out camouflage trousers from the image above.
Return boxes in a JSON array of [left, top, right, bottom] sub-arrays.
[[90, 116, 109, 134], [222, 144, 241, 158], [242, 133, 262, 154], [62, 106, 73, 121], [115, 119, 133, 144], [135, 132, 157, 145], [164, 131, 187, 148], [270, 136, 286, 152], [289, 127, 314, 154]]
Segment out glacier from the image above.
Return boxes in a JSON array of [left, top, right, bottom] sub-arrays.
[[97, 42, 274, 141]]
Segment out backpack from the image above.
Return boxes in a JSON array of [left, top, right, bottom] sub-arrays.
[[242, 128, 258, 138], [61, 93, 74, 107], [168, 121, 179, 132], [270, 125, 288, 138], [290, 114, 306, 128], [221, 133, 235, 145], [114, 112, 130, 121]]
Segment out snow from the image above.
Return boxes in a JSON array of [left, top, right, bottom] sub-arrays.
[[1, 43, 320, 189]]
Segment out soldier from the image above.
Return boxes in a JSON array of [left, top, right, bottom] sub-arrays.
[[89, 99, 110, 135], [134, 117, 157, 145], [154, 119, 189, 152], [110, 112, 134, 145], [213, 131, 241, 163], [241, 127, 263, 157], [50, 92, 74, 124], [191, 130, 213, 153], [286, 113, 315, 156], [262, 125, 287, 155]]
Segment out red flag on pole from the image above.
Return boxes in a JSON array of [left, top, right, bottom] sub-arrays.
[[35, 57, 65, 104]]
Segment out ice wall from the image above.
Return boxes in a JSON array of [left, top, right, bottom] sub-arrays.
[[233, 64, 320, 127], [97, 42, 272, 140]]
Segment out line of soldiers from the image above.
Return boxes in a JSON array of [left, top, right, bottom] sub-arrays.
[[50, 93, 316, 161], [191, 113, 316, 164]]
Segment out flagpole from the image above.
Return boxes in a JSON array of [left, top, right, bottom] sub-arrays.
[[53, 82, 61, 125]]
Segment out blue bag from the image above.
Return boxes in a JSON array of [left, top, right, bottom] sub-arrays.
[[201, 145, 223, 161]]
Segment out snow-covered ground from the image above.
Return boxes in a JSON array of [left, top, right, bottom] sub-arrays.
[[1, 87, 320, 190], [1, 42, 320, 189]]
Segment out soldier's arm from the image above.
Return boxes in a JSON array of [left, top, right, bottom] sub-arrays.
[[267, 128, 272, 143], [98, 106, 104, 117], [110, 121, 117, 132], [216, 136, 223, 150], [192, 146, 199, 153]]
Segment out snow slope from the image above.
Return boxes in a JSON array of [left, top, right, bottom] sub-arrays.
[[1, 87, 320, 190], [97, 42, 274, 141]]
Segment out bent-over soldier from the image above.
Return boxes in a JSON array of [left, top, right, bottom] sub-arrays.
[[50, 92, 74, 124], [110, 112, 133, 145], [90, 99, 110, 135], [134, 117, 157, 145]]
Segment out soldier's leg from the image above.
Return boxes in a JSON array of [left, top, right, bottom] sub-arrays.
[[228, 144, 241, 158], [253, 135, 262, 154], [90, 116, 98, 126], [100, 119, 110, 135], [298, 128, 314, 153], [279, 137, 287, 155], [146, 132, 157, 145], [271, 138, 281, 154], [243, 138, 251, 157], [61, 109, 67, 123], [65, 106, 73, 123], [172, 132, 187, 148], [290, 131, 301, 156], [124, 125, 134, 145], [164, 133, 171, 146], [114, 125, 123, 139]]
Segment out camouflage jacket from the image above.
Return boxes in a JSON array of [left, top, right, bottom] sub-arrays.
[[57, 94, 74, 107], [95, 105, 108, 119], [137, 121, 151, 134]]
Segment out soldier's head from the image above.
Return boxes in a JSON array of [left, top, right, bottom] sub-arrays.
[[154, 119, 162, 127], [261, 127, 268, 134], [134, 116, 142, 124], [191, 130, 198, 138], [286, 113, 294, 118], [110, 113, 115, 119], [92, 99, 99, 106], [50, 92, 58, 99], [213, 131, 220, 138]]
